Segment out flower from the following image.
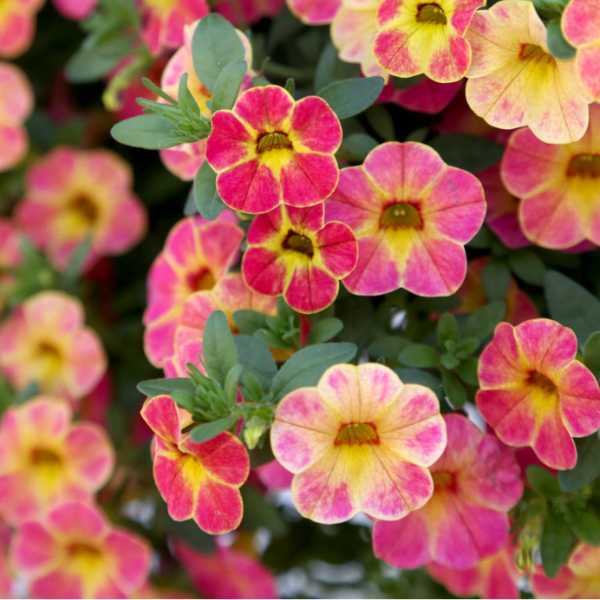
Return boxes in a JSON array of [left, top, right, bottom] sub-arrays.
[[0, 0, 43, 58], [476, 319, 600, 470], [373, 0, 483, 83], [10, 501, 151, 599], [373, 414, 523, 569], [206, 85, 342, 214], [378, 78, 463, 114], [501, 105, 600, 249], [213, 0, 284, 26], [286, 0, 341, 24], [255, 459, 294, 491], [0, 397, 114, 524], [143, 213, 244, 367], [531, 542, 600, 599], [0, 62, 33, 172], [15, 147, 147, 271], [271, 363, 446, 524], [242, 202, 357, 314], [0, 291, 107, 402], [141, 395, 249, 534], [0, 218, 21, 312], [325, 142, 486, 297], [465, 0, 592, 144], [52, 0, 97, 19]]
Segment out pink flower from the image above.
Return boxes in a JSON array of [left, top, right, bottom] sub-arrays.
[[242, 202, 358, 314], [143, 213, 244, 367], [15, 147, 147, 272], [378, 78, 463, 114], [0, 218, 21, 312], [214, 0, 284, 26], [271, 363, 446, 524], [206, 85, 342, 214], [52, 0, 97, 20], [373, 414, 523, 569], [255, 459, 294, 491], [11, 501, 151, 598], [477, 319, 600, 470], [326, 142, 486, 297], [286, 0, 341, 24], [0, 0, 44, 58], [0, 291, 107, 402]]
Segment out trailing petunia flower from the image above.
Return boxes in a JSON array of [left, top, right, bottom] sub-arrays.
[[0, 219, 21, 312], [270, 363, 446, 524], [373, 414, 523, 569], [326, 142, 486, 297], [0, 291, 107, 402], [206, 85, 342, 214], [378, 78, 463, 114], [465, 0, 592, 144], [255, 459, 294, 491], [242, 202, 358, 314], [11, 501, 151, 599], [531, 542, 600, 599], [52, 0, 97, 19], [0, 397, 114, 524], [0, 63, 34, 172], [143, 213, 244, 367], [214, 0, 284, 26], [502, 104, 600, 250], [476, 319, 600, 470], [373, 0, 483, 83], [286, 0, 341, 24], [0, 0, 43, 58], [141, 395, 249, 534], [15, 147, 147, 272]]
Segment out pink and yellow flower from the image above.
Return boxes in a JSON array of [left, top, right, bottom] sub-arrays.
[[0, 0, 43, 58], [0, 291, 107, 402], [0, 62, 33, 172], [326, 142, 486, 297], [502, 104, 600, 249], [378, 78, 463, 114], [373, 414, 523, 569], [0, 218, 21, 312], [373, 0, 483, 83], [11, 501, 151, 599], [141, 395, 249, 534], [52, 0, 97, 20], [143, 213, 244, 367], [206, 85, 342, 214], [465, 0, 592, 144], [532, 542, 600, 599], [0, 397, 114, 524], [15, 147, 147, 271], [476, 319, 600, 470], [242, 202, 358, 314], [286, 0, 340, 24], [214, 0, 284, 26], [271, 363, 446, 524]]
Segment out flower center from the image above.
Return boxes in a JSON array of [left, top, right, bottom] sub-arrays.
[[257, 132, 293, 154], [334, 422, 380, 446], [37, 341, 61, 360], [416, 3, 447, 24], [282, 231, 314, 257], [186, 268, 216, 292], [567, 154, 600, 179], [30, 448, 62, 466], [70, 194, 99, 225], [519, 44, 552, 63], [528, 371, 557, 395], [432, 471, 454, 489], [381, 203, 422, 229]]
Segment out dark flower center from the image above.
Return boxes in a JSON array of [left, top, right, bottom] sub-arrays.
[[335, 422, 380, 446], [567, 154, 600, 179], [186, 268, 216, 292], [528, 371, 557, 395], [381, 203, 423, 229], [67, 542, 103, 561], [519, 44, 552, 63], [30, 448, 62, 466], [70, 195, 98, 225], [432, 471, 454, 489], [282, 231, 314, 257], [37, 341, 61, 361], [416, 3, 447, 24], [257, 132, 293, 154]]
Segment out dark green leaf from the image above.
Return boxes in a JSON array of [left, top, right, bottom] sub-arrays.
[[365, 104, 395, 141], [341, 133, 378, 160], [307, 318, 344, 345], [584, 332, 600, 378], [527, 465, 562, 497], [233, 310, 269, 335], [202, 311, 239, 387], [508, 249, 546, 286], [541, 514, 573, 578], [211, 60, 248, 112], [559, 434, 600, 492], [394, 368, 443, 399], [66, 35, 135, 83], [569, 511, 600, 546], [242, 371, 264, 402], [442, 370, 467, 409], [440, 354, 460, 370], [391, 74, 425, 89], [111, 115, 176, 149], [462, 301, 506, 340], [234, 335, 278, 388], [455, 358, 479, 386], [137, 378, 196, 398], [224, 364, 244, 406], [314, 43, 360, 91], [193, 160, 225, 220], [547, 18, 577, 59], [254, 329, 291, 349], [482, 258, 511, 301], [189, 417, 237, 443], [285, 77, 295, 96], [455, 337, 480, 358], [161, 506, 215, 552], [368, 336, 410, 359], [241, 486, 287, 537], [398, 344, 439, 368], [178, 73, 200, 118], [429, 134, 504, 173], [437, 313, 459, 348], [317, 77, 385, 120]]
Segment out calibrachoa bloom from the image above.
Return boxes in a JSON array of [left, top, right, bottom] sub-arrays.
[[52, 0, 97, 20], [0, 291, 107, 401], [465, 0, 591, 144], [0, 62, 33, 172], [373, 0, 483, 83], [143, 213, 244, 367], [206, 85, 342, 214], [11, 501, 151, 599], [242, 202, 357, 314], [326, 142, 486, 297], [476, 319, 600, 470], [373, 414, 523, 569], [214, 0, 284, 26], [502, 104, 600, 249], [378, 78, 463, 114], [271, 363, 447, 524], [286, 0, 340, 24], [15, 147, 147, 271], [0, 398, 114, 524], [532, 542, 600, 599], [0, 0, 43, 58], [0, 218, 21, 311], [141, 395, 249, 534]]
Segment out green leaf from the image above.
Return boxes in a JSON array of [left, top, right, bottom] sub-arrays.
[[241, 486, 287, 537], [285, 78, 295, 97], [547, 18, 577, 59], [66, 35, 135, 83], [462, 301, 506, 341], [455, 358, 479, 386], [15, 381, 39, 404], [584, 332, 600, 378], [270, 343, 357, 401], [137, 378, 196, 397], [368, 336, 410, 359], [233, 310, 270, 335], [440, 354, 460, 370], [541, 515, 573, 578], [398, 344, 440, 368], [455, 337, 480, 358], [442, 370, 467, 409], [394, 368, 443, 399], [189, 417, 237, 443], [366, 105, 395, 141], [341, 133, 378, 160], [545, 271, 600, 344], [111, 115, 176, 149], [391, 74, 425, 89], [527, 465, 562, 497], [307, 318, 344, 345], [177, 73, 200, 119], [224, 364, 244, 406], [64, 234, 92, 282], [559, 434, 600, 492], [437, 313, 459, 348], [317, 77, 385, 120], [482, 258, 511, 301], [429, 134, 504, 173], [170, 391, 197, 413], [508, 249, 546, 286], [211, 60, 248, 112], [569, 512, 600, 547], [234, 335, 278, 388], [191, 14, 245, 93], [314, 43, 360, 91], [193, 161, 225, 220], [202, 311, 239, 387], [242, 371, 264, 402]]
